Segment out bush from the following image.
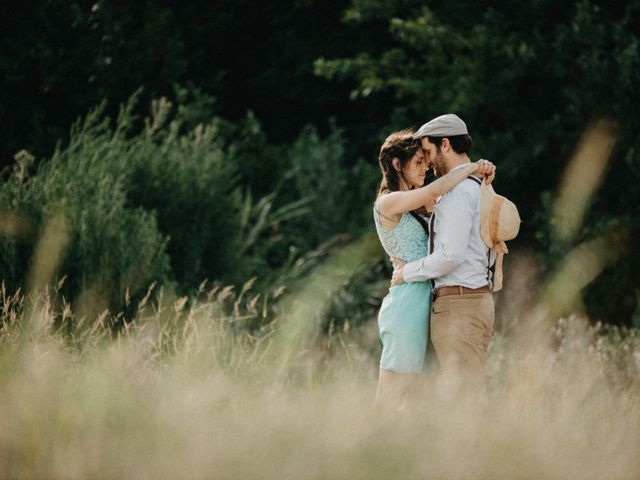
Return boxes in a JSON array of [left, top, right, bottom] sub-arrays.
[[0, 112, 172, 312], [0, 92, 243, 310], [123, 96, 242, 289], [287, 125, 348, 248], [0, 91, 370, 315]]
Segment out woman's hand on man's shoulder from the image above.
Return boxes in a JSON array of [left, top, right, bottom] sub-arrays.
[[471, 159, 496, 181]]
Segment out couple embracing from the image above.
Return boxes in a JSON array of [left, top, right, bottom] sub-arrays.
[[374, 114, 499, 405]]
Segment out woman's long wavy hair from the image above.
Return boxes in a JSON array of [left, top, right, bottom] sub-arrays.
[[376, 129, 422, 199]]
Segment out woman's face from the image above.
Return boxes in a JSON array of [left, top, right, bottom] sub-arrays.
[[402, 148, 429, 189]]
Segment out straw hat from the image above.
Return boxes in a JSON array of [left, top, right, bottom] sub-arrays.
[[479, 180, 521, 291]]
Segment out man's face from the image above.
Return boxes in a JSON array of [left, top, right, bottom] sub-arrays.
[[420, 138, 447, 177]]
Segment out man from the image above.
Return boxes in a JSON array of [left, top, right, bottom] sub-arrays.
[[391, 113, 496, 394]]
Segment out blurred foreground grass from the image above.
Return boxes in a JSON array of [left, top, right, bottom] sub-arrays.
[[1, 262, 640, 479]]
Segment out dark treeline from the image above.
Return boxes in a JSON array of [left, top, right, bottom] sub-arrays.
[[0, 0, 639, 326], [0, 0, 389, 164]]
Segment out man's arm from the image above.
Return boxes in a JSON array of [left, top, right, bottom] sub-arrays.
[[392, 187, 474, 284]]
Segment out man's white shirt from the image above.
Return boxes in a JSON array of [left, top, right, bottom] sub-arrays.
[[402, 164, 496, 289]]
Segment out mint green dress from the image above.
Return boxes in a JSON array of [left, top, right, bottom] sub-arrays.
[[373, 201, 432, 373]]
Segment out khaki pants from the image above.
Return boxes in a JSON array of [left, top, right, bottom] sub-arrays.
[[430, 292, 494, 394]]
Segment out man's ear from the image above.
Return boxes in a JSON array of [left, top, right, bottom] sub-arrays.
[[392, 158, 401, 172], [441, 138, 451, 152]]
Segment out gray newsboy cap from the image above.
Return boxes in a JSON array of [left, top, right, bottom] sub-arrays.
[[413, 114, 468, 139]]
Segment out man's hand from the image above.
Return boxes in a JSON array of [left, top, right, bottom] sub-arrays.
[[390, 257, 407, 286]]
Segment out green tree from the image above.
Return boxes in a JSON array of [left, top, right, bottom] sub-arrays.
[[316, 0, 640, 325], [0, 0, 185, 164]]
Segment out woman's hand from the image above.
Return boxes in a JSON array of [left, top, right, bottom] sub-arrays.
[[471, 159, 496, 184]]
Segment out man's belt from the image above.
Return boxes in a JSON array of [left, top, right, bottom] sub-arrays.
[[433, 285, 491, 300]]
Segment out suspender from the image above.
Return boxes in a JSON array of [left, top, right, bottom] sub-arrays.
[[407, 210, 436, 292], [466, 176, 482, 186], [465, 176, 493, 286], [408, 210, 430, 235], [428, 213, 436, 291], [429, 213, 435, 255]]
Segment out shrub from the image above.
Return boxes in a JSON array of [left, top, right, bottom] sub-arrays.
[[287, 125, 348, 248], [0, 92, 243, 310], [0, 111, 172, 312]]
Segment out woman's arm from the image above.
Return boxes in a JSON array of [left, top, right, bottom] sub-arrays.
[[379, 160, 494, 217]]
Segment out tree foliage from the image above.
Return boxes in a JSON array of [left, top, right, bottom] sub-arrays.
[[1, 0, 639, 325]]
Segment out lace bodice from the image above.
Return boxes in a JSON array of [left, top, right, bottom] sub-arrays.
[[373, 201, 429, 262]]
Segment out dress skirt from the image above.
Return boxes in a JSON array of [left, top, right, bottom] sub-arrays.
[[378, 282, 432, 374]]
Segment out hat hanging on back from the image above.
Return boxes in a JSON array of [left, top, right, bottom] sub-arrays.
[[479, 181, 521, 291]]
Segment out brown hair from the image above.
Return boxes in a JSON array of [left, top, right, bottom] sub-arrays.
[[426, 134, 473, 154], [376, 129, 421, 199]]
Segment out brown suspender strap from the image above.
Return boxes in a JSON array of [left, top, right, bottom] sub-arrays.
[[428, 213, 436, 291], [466, 176, 482, 186], [429, 213, 435, 255], [466, 176, 493, 288], [408, 210, 430, 235]]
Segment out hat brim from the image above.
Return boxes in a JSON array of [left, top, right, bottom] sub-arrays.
[[480, 182, 522, 248]]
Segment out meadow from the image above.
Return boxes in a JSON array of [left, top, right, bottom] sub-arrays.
[[1, 256, 640, 479]]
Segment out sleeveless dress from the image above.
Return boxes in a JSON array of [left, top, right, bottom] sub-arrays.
[[373, 201, 432, 373]]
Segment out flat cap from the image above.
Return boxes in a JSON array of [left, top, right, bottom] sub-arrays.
[[413, 114, 468, 139]]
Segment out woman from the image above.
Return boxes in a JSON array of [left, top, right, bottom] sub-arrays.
[[373, 129, 494, 405]]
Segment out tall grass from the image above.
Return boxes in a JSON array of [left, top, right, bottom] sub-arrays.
[[1, 264, 639, 479]]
